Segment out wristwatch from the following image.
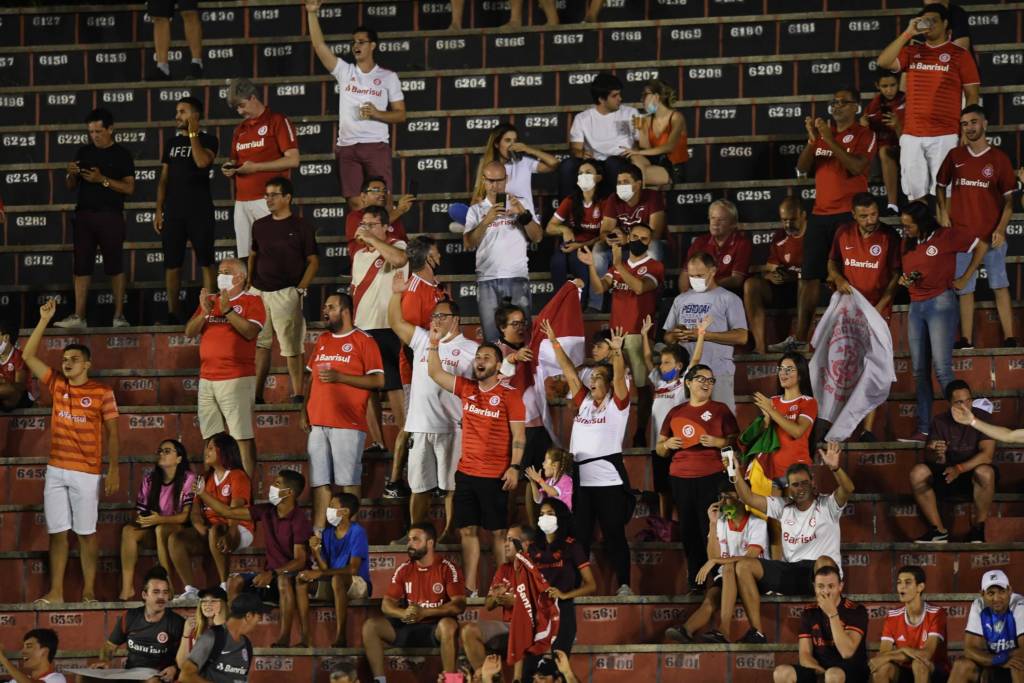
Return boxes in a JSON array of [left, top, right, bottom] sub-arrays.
[[296, 287, 308, 297], [102, 178, 110, 188], [188, 131, 199, 139]]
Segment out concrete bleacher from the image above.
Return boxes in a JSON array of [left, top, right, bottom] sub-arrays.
[[2, 0, 1024, 681]]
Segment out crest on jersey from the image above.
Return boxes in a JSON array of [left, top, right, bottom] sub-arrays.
[[489, 395, 501, 406], [221, 485, 230, 496], [939, 52, 951, 63], [157, 632, 168, 644], [722, 254, 733, 265], [232, 304, 243, 315], [926, 245, 938, 257], [637, 266, 648, 276], [80, 396, 92, 408], [374, 258, 384, 269], [682, 425, 695, 438], [700, 410, 712, 422], [982, 164, 995, 179], [373, 78, 382, 86], [842, 134, 854, 144], [257, 125, 269, 136], [432, 582, 444, 594], [451, 349, 460, 356], [342, 343, 353, 353], [870, 245, 882, 257]]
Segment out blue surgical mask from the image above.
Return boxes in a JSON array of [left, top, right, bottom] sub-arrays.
[[645, 101, 658, 115], [660, 368, 679, 382]]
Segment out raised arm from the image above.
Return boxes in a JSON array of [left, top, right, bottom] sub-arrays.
[[426, 327, 457, 394], [21, 298, 56, 380], [952, 403, 1024, 442], [541, 318, 582, 398], [877, 17, 924, 71], [356, 230, 408, 268], [608, 327, 629, 402], [818, 441, 854, 507], [577, 245, 609, 295], [387, 273, 417, 346], [734, 471, 768, 516], [305, 0, 339, 73]]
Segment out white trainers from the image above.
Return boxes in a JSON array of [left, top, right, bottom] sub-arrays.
[[616, 584, 634, 597], [112, 314, 130, 328], [174, 585, 199, 602], [53, 314, 86, 329]]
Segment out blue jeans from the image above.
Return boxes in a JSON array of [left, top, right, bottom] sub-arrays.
[[477, 277, 531, 342], [907, 289, 957, 434]]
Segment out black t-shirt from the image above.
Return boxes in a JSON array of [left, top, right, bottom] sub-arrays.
[[162, 131, 219, 215], [929, 409, 993, 466], [74, 143, 135, 212], [250, 213, 319, 291], [528, 537, 589, 594], [948, 4, 971, 44], [108, 606, 186, 670], [188, 626, 252, 683], [798, 599, 869, 670]]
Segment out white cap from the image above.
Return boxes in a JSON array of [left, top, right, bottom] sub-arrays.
[[972, 397, 994, 414], [981, 569, 1010, 591]]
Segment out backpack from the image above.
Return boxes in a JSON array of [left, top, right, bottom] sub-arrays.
[[201, 625, 253, 679]]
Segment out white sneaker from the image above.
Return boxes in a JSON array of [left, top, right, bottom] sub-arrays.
[[616, 584, 633, 597], [53, 314, 86, 329], [112, 314, 130, 328], [174, 585, 199, 602]]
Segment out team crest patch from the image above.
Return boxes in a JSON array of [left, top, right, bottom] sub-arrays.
[[157, 632, 168, 644], [682, 425, 695, 438], [489, 395, 501, 406], [870, 245, 882, 256], [700, 410, 712, 422], [257, 125, 269, 136], [80, 396, 92, 407], [637, 267, 648, 276], [232, 305, 243, 315], [926, 245, 938, 257], [451, 349, 460, 356], [939, 52, 951, 63], [373, 78, 381, 85], [982, 164, 995, 179], [842, 134, 854, 144], [722, 254, 733, 265], [342, 343, 353, 352], [221, 485, 231, 496], [374, 258, 384, 268], [433, 582, 444, 594]]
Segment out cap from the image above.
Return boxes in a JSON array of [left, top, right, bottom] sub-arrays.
[[535, 657, 559, 676], [972, 397, 994, 414], [982, 570, 1010, 591], [197, 586, 227, 602], [228, 592, 274, 618]]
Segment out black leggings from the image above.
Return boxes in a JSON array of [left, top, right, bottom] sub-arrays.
[[574, 484, 631, 587], [671, 472, 729, 586]]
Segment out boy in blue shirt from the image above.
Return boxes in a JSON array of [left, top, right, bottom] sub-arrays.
[[952, 570, 1024, 683]]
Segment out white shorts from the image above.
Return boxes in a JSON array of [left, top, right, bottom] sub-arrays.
[[233, 199, 271, 258], [899, 133, 959, 201], [308, 426, 365, 487], [343, 575, 369, 599], [408, 431, 461, 493], [44, 466, 100, 535], [236, 524, 254, 550], [197, 376, 256, 441]]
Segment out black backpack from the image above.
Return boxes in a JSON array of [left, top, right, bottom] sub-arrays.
[[201, 625, 253, 680]]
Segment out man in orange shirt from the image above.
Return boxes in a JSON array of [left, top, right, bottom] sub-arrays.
[[21, 298, 120, 604]]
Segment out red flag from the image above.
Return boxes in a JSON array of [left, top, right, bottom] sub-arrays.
[[506, 551, 560, 664]]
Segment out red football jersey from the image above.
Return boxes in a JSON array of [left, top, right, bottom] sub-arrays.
[[896, 41, 980, 137], [767, 230, 804, 275], [0, 346, 38, 400], [829, 223, 902, 306], [454, 376, 526, 478], [686, 231, 753, 281], [554, 196, 603, 243], [601, 189, 665, 229], [936, 145, 1016, 241], [230, 108, 297, 201], [608, 255, 663, 335], [306, 329, 384, 431], [398, 274, 447, 384], [901, 227, 978, 302], [763, 395, 818, 479], [881, 603, 949, 673], [489, 562, 516, 622], [660, 400, 738, 478], [196, 293, 266, 381], [863, 92, 906, 148], [385, 555, 465, 612], [810, 122, 876, 216], [202, 469, 254, 533], [345, 210, 407, 262]]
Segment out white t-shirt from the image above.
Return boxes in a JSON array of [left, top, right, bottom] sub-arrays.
[[464, 198, 530, 280], [662, 287, 747, 379], [331, 60, 404, 146], [966, 592, 1024, 649], [570, 390, 630, 487], [505, 155, 540, 217], [648, 368, 687, 446], [716, 514, 768, 577], [406, 327, 477, 433], [351, 239, 407, 330], [40, 673, 67, 683], [568, 105, 639, 160], [766, 493, 844, 568]]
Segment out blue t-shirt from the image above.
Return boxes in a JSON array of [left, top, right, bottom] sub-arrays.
[[322, 522, 372, 594], [967, 593, 1024, 654]]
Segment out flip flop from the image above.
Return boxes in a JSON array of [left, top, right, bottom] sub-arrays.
[[82, 597, 99, 604], [32, 598, 52, 606]]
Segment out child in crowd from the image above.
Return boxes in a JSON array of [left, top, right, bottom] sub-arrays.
[[860, 73, 905, 214], [526, 447, 575, 511]]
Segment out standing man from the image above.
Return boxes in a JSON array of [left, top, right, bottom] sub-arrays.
[[745, 197, 806, 354], [869, 565, 950, 682], [22, 298, 120, 605], [180, 593, 270, 683], [344, 177, 413, 259], [877, 3, 981, 202], [937, 105, 1017, 349], [0, 629, 66, 683], [248, 176, 319, 404], [155, 96, 218, 324], [223, 78, 300, 259], [663, 252, 748, 412], [792, 87, 876, 353], [185, 259, 265, 476], [148, 0, 204, 79], [301, 293, 384, 531], [55, 108, 135, 329], [464, 161, 542, 343], [426, 329, 525, 596], [684, 199, 753, 295], [306, 2, 407, 211]]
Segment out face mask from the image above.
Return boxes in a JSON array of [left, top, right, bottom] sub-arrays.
[[326, 508, 342, 527], [616, 184, 635, 202], [627, 240, 647, 257], [689, 276, 708, 293], [537, 515, 558, 534], [217, 274, 234, 291], [720, 503, 739, 520], [645, 100, 658, 115], [268, 485, 285, 506], [660, 367, 679, 382], [576, 173, 596, 192]]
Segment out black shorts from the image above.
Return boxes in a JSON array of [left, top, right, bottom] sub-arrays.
[[147, 0, 198, 18], [522, 426, 552, 470], [73, 210, 125, 277], [453, 471, 508, 531], [651, 451, 671, 494], [757, 558, 816, 596], [649, 154, 687, 184], [388, 619, 440, 647], [0, 393, 34, 412], [928, 462, 1000, 501], [894, 666, 948, 683], [237, 572, 282, 605], [368, 329, 402, 392], [163, 211, 216, 269], [766, 280, 799, 308], [793, 661, 870, 683], [801, 212, 851, 281]]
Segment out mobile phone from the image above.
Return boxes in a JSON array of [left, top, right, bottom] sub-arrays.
[[495, 192, 507, 207]]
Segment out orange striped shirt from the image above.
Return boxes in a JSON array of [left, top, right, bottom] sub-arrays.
[[45, 369, 118, 475]]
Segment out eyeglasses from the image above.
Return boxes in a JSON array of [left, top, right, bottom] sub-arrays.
[[264, 192, 283, 198], [830, 99, 857, 107], [690, 375, 716, 385], [156, 447, 177, 455], [364, 187, 386, 194], [777, 366, 797, 375], [431, 313, 454, 320], [506, 320, 526, 328], [358, 222, 382, 230]]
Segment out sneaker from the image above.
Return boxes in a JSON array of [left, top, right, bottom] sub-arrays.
[[467, 589, 479, 599], [858, 430, 877, 443], [432, 487, 447, 498], [1003, 337, 1018, 348], [289, 395, 304, 404], [767, 335, 798, 352], [953, 337, 974, 350], [739, 628, 767, 644], [897, 431, 929, 443], [700, 630, 729, 644], [616, 584, 634, 597], [174, 585, 199, 602], [54, 314, 87, 329], [914, 526, 949, 544], [189, 61, 204, 79], [665, 626, 693, 644], [112, 314, 130, 328], [382, 479, 409, 499], [886, 203, 900, 216], [967, 524, 985, 543], [364, 442, 387, 453]]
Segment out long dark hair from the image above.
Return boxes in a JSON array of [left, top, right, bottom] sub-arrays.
[[901, 200, 940, 252], [148, 439, 192, 513], [776, 352, 814, 397], [534, 497, 577, 551], [208, 432, 243, 472], [570, 159, 605, 230]]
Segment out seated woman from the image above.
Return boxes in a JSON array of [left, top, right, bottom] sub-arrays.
[[545, 159, 607, 311], [628, 79, 688, 188], [119, 439, 198, 599], [175, 586, 227, 670]]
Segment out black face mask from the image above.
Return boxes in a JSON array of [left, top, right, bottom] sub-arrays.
[[628, 240, 647, 256]]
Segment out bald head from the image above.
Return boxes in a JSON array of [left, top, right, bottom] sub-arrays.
[[481, 160, 507, 200]]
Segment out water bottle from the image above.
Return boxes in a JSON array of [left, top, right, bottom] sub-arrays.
[[721, 446, 737, 483]]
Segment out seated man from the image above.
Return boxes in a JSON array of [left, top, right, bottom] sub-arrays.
[[362, 523, 466, 679], [950, 570, 1024, 683], [773, 565, 869, 683], [222, 469, 312, 647], [911, 379, 996, 544], [0, 628, 66, 683], [733, 442, 854, 643], [94, 566, 184, 682], [683, 199, 753, 295], [0, 319, 34, 410], [869, 564, 949, 683]]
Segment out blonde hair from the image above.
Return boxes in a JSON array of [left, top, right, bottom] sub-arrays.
[[544, 447, 573, 481], [194, 597, 226, 638], [644, 79, 677, 107], [472, 123, 517, 202]]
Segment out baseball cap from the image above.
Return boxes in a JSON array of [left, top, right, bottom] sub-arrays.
[[228, 592, 274, 618], [535, 657, 559, 676], [197, 586, 227, 602], [982, 570, 1010, 591]]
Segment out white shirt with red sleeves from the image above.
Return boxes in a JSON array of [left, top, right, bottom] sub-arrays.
[[569, 389, 630, 487]]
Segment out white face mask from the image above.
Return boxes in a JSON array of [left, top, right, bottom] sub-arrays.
[[268, 485, 284, 506], [689, 276, 708, 293], [326, 508, 342, 527], [216, 273, 235, 291], [577, 173, 596, 192], [537, 514, 558, 534], [616, 184, 635, 202]]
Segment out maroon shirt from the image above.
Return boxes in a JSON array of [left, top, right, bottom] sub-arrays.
[[250, 213, 318, 291], [601, 189, 665, 230], [251, 503, 313, 571]]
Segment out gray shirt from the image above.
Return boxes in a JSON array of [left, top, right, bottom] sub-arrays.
[[662, 286, 747, 378], [188, 628, 250, 683]]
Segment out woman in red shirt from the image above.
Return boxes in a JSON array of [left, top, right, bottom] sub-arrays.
[[899, 201, 986, 441], [546, 159, 607, 311], [752, 353, 818, 482]]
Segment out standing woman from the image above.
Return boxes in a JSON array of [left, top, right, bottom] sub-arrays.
[[545, 159, 606, 310], [899, 200, 987, 442], [542, 320, 634, 596], [175, 586, 227, 670], [628, 79, 688, 187], [119, 439, 197, 599], [656, 364, 738, 592]]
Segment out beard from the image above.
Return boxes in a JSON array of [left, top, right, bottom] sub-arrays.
[[407, 546, 427, 561]]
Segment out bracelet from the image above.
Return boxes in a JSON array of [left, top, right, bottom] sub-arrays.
[[427, 347, 439, 352], [827, 612, 839, 619], [188, 132, 198, 139], [970, 418, 977, 427], [551, 341, 561, 348]]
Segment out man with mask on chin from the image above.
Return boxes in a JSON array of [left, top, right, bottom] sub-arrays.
[[361, 523, 466, 681], [662, 252, 748, 412]]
